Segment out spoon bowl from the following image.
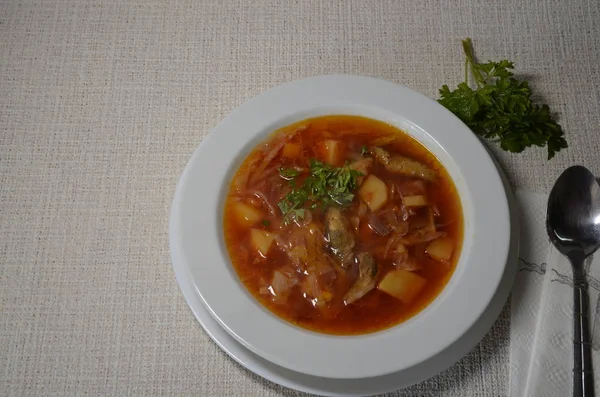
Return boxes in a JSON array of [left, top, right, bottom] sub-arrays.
[[547, 165, 600, 262], [547, 165, 600, 397]]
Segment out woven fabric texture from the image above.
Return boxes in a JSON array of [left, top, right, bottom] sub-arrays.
[[1, 0, 599, 395]]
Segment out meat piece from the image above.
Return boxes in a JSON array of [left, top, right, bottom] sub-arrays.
[[369, 146, 436, 181], [386, 156, 436, 181], [368, 146, 391, 165], [349, 157, 373, 185], [344, 253, 378, 304], [324, 207, 356, 269]]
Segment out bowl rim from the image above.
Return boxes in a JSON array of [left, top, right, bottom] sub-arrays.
[[169, 75, 511, 379]]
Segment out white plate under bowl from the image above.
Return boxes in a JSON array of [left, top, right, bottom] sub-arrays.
[[170, 158, 519, 396], [169, 75, 511, 379]]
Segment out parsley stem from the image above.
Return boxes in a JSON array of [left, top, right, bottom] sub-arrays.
[[462, 38, 484, 88]]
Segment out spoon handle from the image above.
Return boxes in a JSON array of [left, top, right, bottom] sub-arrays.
[[572, 268, 594, 397]]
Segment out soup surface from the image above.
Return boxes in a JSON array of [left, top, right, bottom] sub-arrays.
[[223, 115, 463, 335]]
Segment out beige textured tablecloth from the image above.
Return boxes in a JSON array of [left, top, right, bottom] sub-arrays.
[[1, 0, 599, 396]]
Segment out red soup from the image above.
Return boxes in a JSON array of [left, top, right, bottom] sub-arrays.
[[223, 115, 463, 335]]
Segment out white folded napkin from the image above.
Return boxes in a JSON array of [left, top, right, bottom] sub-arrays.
[[510, 190, 600, 397], [510, 191, 549, 396]]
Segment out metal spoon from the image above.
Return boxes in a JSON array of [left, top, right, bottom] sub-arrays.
[[547, 165, 600, 397]]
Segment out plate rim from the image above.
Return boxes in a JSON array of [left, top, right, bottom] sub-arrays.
[[169, 75, 512, 379]]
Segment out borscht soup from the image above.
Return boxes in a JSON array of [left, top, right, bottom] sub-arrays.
[[223, 115, 463, 335]]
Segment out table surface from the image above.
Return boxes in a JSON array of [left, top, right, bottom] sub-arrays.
[[1, 0, 599, 396]]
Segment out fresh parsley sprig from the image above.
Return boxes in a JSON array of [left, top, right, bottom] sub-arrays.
[[278, 159, 361, 223], [438, 38, 567, 159]]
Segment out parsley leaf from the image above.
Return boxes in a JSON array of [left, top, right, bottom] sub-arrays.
[[277, 159, 361, 223], [438, 38, 567, 159]]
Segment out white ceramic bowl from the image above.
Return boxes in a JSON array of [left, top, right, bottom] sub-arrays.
[[169, 75, 511, 379]]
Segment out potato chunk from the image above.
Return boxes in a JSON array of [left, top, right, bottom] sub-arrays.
[[358, 174, 388, 211], [402, 195, 427, 208], [231, 201, 263, 228], [250, 229, 274, 258], [318, 140, 343, 165], [426, 237, 454, 261], [378, 269, 427, 304], [282, 142, 302, 158]]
